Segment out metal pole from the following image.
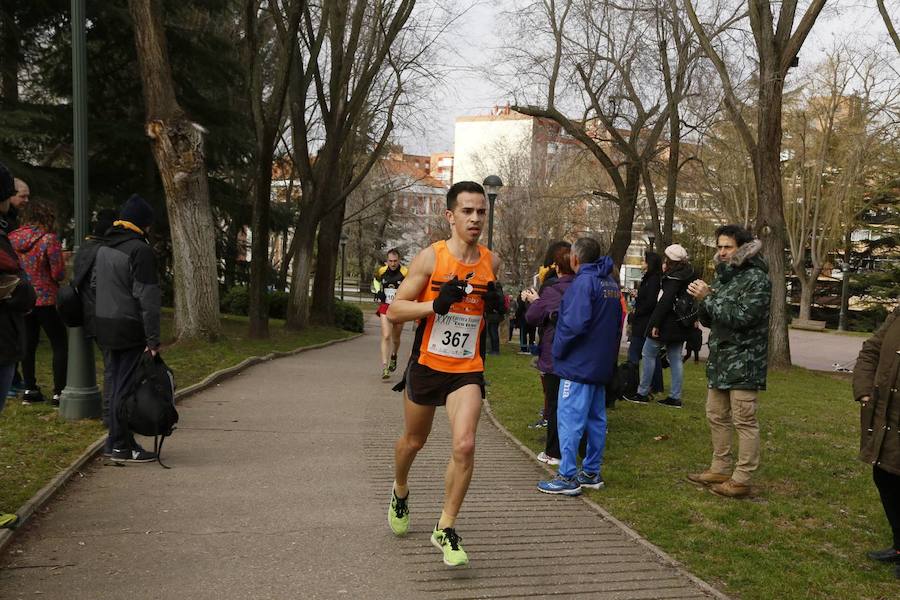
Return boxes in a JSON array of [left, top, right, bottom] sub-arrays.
[[340, 244, 345, 301], [60, 0, 101, 420], [838, 266, 851, 332], [487, 194, 496, 250]]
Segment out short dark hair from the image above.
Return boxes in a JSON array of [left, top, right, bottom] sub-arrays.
[[93, 208, 117, 237], [386, 248, 400, 259], [447, 181, 485, 211], [572, 237, 602, 264], [715, 224, 753, 246]]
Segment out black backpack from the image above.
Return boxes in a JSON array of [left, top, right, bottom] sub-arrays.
[[57, 242, 100, 327], [118, 353, 179, 467], [608, 360, 639, 401], [672, 285, 698, 327]]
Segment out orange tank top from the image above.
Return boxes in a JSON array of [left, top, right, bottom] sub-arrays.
[[412, 240, 495, 373]]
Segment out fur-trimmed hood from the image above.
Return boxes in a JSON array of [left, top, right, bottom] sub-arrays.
[[715, 239, 766, 271]]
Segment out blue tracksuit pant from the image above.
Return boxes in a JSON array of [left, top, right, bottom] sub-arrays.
[[557, 379, 607, 478]]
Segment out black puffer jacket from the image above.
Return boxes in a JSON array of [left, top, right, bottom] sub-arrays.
[[629, 271, 661, 338], [0, 229, 36, 362], [94, 226, 161, 350], [647, 261, 695, 343]]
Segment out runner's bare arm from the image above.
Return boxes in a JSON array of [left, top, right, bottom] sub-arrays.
[[386, 246, 436, 323]]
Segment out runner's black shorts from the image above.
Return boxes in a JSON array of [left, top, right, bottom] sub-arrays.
[[393, 361, 485, 406]]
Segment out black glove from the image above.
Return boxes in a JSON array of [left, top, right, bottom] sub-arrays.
[[375, 289, 387, 303], [483, 281, 503, 314], [432, 275, 466, 315]]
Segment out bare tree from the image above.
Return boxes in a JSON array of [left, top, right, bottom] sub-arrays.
[[684, 0, 827, 369], [877, 0, 900, 56], [282, 0, 447, 328], [242, 0, 301, 338], [129, 0, 221, 341], [506, 0, 706, 265]]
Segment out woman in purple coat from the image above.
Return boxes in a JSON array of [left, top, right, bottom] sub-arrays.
[[523, 242, 576, 465]]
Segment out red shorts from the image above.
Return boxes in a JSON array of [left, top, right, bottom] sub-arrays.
[[376, 303, 390, 316]]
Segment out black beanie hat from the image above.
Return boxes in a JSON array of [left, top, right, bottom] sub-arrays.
[[119, 194, 154, 229], [0, 162, 15, 201]]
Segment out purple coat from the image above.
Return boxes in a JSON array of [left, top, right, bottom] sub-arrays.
[[525, 274, 574, 374]]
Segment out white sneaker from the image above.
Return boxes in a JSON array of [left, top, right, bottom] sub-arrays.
[[536, 451, 560, 466]]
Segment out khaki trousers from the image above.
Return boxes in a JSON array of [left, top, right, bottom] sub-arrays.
[[706, 388, 760, 485]]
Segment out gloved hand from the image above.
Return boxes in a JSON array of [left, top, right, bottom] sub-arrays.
[[483, 281, 504, 314], [432, 275, 467, 315], [375, 289, 387, 303]]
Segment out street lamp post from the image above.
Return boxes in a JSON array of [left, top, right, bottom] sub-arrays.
[[60, 0, 101, 421], [642, 223, 656, 252], [482, 175, 503, 251], [838, 262, 852, 332], [339, 232, 348, 301]]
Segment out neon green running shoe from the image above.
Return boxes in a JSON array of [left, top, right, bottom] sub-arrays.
[[388, 354, 398, 372], [381, 367, 391, 380], [431, 525, 468, 567], [388, 489, 409, 536]]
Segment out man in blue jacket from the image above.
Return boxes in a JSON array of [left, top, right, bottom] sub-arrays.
[[538, 237, 622, 495]]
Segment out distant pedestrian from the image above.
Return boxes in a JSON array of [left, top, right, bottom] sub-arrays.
[[631, 244, 695, 408], [684, 322, 703, 363], [94, 194, 161, 463], [0, 162, 35, 530], [853, 305, 900, 578], [9, 197, 68, 406], [537, 237, 622, 496], [687, 224, 770, 499], [626, 252, 664, 396], [0, 162, 36, 412], [516, 289, 536, 353], [73, 209, 117, 430]]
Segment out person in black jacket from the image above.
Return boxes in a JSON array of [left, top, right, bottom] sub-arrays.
[[94, 195, 161, 463], [632, 244, 695, 408], [72, 209, 117, 433], [626, 252, 664, 395]]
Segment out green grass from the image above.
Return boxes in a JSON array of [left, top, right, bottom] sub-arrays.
[[0, 311, 352, 513], [485, 346, 895, 600]]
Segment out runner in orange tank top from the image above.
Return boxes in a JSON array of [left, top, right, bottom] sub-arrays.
[[384, 181, 502, 567]]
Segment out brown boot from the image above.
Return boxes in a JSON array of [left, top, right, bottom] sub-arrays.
[[710, 479, 751, 498], [686, 471, 730, 486]]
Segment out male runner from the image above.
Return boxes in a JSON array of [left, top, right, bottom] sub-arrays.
[[372, 249, 408, 379], [385, 181, 503, 567]]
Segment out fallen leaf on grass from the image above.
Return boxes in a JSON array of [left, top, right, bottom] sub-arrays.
[[653, 434, 670, 441]]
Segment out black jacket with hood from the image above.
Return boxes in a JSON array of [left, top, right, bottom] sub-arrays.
[[646, 261, 696, 343], [0, 228, 36, 362], [93, 225, 161, 350], [629, 271, 662, 338]]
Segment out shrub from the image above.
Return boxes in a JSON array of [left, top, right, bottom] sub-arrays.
[[269, 290, 289, 319], [221, 286, 250, 316], [334, 299, 364, 333]]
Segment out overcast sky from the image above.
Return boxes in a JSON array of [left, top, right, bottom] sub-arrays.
[[400, 1, 900, 156]]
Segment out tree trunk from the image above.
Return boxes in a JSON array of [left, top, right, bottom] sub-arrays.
[[130, 0, 220, 342], [664, 114, 681, 247], [607, 166, 641, 266], [797, 269, 820, 321], [310, 199, 346, 325], [248, 144, 274, 338], [286, 213, 318, 330], [754, 80, 791, 367]]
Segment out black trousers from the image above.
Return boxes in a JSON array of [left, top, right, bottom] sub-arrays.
[[874, 466, 900, 549], [542, 373, 561, 459], [107, 346, 145, 451], [22, 306, 68, 395], [486, 321, 501, 354]]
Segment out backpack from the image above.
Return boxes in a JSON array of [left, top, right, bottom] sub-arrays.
[[672, 285, 698, 328], [118, 353, 179, 467]]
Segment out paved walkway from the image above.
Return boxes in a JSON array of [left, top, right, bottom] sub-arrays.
[[0, 317, 724, 599]]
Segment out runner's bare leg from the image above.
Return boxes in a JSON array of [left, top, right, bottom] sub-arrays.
[[441, 384, 482, 524], [394, 392, 436, 495]]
